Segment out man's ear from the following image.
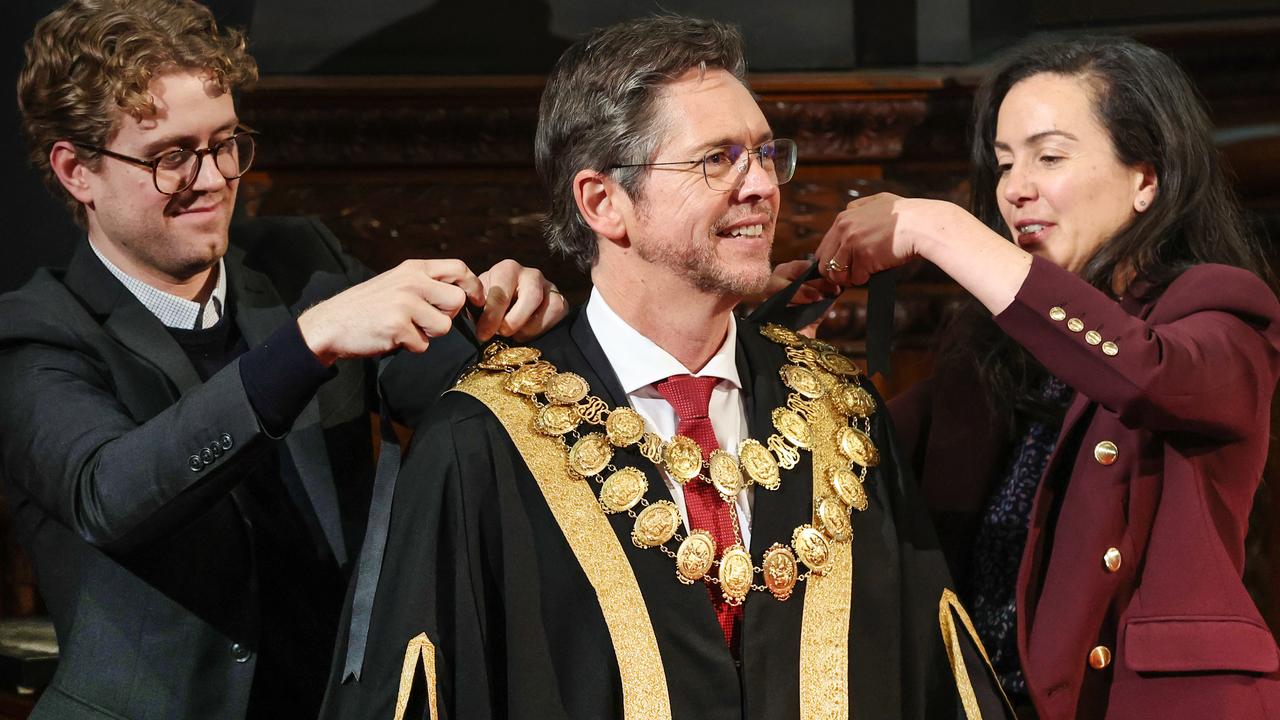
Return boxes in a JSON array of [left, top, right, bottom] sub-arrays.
[[49, 140, 95, 205], [573, 169, 629, 242]]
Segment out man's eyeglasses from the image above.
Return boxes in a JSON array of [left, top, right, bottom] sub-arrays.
[[73, 129, 257, 195], [609, 138, 797, 192]]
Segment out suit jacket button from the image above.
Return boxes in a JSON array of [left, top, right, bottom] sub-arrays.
[[1049, 306, 1067, 321], [1089, 645, 1112, 669], [1103, 547, 1122, 572], [200, 447, 215, 465], [210, 441, 224, 458], [188, 455, 204, 472], [1093, 441, 1118, 465], [1102, 341, 1119, 356], [1085, 330, 1102, 345], [1067, 317, 1085, 332], [231, 642, 252, 663], [219, 433, 234, 450]]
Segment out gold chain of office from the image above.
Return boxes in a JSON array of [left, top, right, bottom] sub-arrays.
[[464, 323, 881, 605]]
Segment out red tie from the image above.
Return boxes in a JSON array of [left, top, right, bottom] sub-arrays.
[[654, 374, 742, 653]]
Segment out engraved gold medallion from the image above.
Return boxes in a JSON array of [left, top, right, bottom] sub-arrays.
[[599, 467, 648, 513], [827, 466, 868, 511], [817, 351, 861, 378], [480, 345, 541, 369], [505, 360, 556, 395], [780, 365, 826, 399], [838, 426, 880, 467], [792, 524, 833, 575], [816, 497, 853, 542], [772, 408, 812, 448], [762, 544, 799, 601], [718, 545, 754, 606], [760, 323, 804, 347], [737, 439, 781, 490], [605, 407, 646, 447], [544, 372, 590, 405], [675, 530, 716, 584], [708, 449, 745, 498], [832, 383, 876, 417], [632, 500, 681, 548], [535, 403, 581, 436], [664, 436, 703, 483], [568, 433, 612, 477]]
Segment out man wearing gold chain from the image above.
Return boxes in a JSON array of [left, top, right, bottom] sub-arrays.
[[323, 14, 1008, 720]]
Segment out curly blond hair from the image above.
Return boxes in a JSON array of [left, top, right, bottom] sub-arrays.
[[18, 0, 258, 226]]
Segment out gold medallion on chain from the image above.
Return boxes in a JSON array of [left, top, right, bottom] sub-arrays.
[[632, 501, 681, 548], [762, 544, 799, 601], [605, 407, 646, 447], [718, 545, 754, 605], [737, 439, 781, 490], [568, 433, 613, 477], [675, 530, 716, 584], [599, 467, 648, 514]]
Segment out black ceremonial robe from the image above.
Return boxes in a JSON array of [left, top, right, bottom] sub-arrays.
[[322, 308, 1006, 720]]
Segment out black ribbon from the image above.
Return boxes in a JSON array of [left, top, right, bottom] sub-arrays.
[[342, 306, 483, 682], [745, 260, 898, 377]]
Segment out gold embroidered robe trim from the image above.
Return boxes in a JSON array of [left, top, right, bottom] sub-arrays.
[[395, 633, 439, 720], [799, 380, 855, 719], [938, 588, 1012, 719], [453, 371, 674, 720]]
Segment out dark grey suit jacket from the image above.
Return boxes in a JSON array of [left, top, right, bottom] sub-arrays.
[[0, 217, 467, 719]]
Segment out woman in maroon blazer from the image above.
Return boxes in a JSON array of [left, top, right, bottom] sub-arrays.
[[815, 37, 1280, 718]]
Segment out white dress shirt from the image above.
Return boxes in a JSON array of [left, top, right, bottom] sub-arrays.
[[90, 240, 226, 330], [585, 288, 753, 548]]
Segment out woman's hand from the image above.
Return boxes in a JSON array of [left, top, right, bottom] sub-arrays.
[[817, 193, 1032, 314], [816, 193, 940, 286]]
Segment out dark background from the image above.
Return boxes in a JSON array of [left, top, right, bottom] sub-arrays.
[[5, 0, 1280, 292]]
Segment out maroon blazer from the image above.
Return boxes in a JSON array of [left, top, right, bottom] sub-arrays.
[[891, 256, 1280, 719]]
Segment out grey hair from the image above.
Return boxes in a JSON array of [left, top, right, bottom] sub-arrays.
[[534, 14, 748, 272]]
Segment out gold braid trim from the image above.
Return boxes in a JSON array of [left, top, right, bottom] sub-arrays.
[[452, 370, 674, 720], [938, 589, 1014, 720], [799, 385, 854, 720], [395, 633, 439, 720]]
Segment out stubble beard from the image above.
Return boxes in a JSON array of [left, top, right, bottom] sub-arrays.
[[636, 229, 773, 297]]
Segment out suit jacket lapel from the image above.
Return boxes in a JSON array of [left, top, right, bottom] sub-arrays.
[[65, 243, 203, 395], [226, 242, 348, 566]]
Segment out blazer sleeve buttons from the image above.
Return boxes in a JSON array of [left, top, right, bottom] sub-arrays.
[[1067, 318, 1085, 333], [1101, 341, 1119, 356], [1049, 306, 1067, 321], [1094, 441, 1118, 465], [1103, 547, 1122, 573], [188, 434, 234, 472]]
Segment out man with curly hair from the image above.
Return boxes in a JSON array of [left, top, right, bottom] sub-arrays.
[[2, 1, 565, 717]]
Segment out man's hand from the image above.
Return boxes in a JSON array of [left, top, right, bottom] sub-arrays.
[[298, 259, 484, 366], [476, 259, 569, 342]]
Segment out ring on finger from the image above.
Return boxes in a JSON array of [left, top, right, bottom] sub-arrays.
[[825, 258, 848, 273]]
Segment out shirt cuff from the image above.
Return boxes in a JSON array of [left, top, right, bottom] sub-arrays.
[[239, 320, 336, 437]]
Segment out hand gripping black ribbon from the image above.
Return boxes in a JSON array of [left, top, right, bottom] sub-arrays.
[[745, 261, 898, 378]]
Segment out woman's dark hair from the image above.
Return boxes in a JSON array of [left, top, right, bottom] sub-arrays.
[[947, 35, 1275, 431]]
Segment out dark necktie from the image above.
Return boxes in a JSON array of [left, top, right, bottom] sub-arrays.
[[654, 374, 742, 653]]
